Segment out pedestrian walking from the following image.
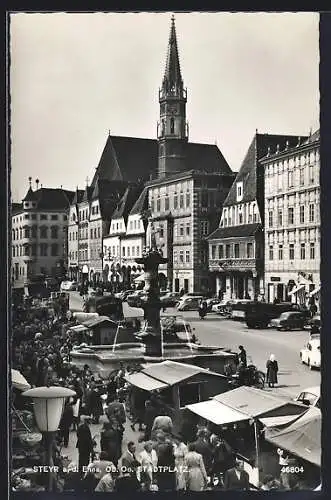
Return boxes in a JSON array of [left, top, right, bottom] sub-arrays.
[[184, 442, 208, 492], [266, 354, 279, 388], [76, 417, 94, 477], [59, 400, 73, 448], [238, 345, 247, 367]]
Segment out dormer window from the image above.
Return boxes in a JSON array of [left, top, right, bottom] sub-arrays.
[[236, 182, 243, 202], [170, 117, 175, 134]]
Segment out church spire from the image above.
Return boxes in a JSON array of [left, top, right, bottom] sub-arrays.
[[162, 15, 183, 92]]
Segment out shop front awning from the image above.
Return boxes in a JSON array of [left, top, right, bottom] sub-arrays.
[[134, 274, 145, 283], [259, 414, 304, 428], [309, 286, 321, 297], [288, 284, 305, 296], [69, 325, 88, 334], [125, 372, 168, 391], [186, 399, 249, 426]]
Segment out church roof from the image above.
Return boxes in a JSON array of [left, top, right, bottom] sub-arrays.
[[223, 133, 307, 207], [163, 15, 183, 90], [111, 184, 144, 221], [130, 186, 149, 215], [95, 179, 128, 219]]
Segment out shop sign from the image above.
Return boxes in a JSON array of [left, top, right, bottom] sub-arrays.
[[270, 277, 281, 282]]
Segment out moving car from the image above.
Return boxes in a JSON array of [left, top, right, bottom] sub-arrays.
[[270, 311, 306, 331], [294, 385, 320, 409], [300, 337, 321, 370], [60, 280, 78, 291], [177, 296, 204, 311]]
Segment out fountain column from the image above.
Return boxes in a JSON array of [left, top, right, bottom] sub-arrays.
[[135, 229, 168, 357]]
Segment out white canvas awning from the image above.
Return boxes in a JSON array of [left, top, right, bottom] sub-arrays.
[[134, 274, 145, 283], [186, 399, 249, 426], [260, 414, 303, 428], [288, 284, 305, 296], [309, 286, 320, 297], [125, 372, 168, 391]]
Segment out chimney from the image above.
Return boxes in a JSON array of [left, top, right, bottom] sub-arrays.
[[266, 146, 271, 157], [285, 140, 289, 150], [35, 178, 39, 190], [28, 176, 32, 188], [276, 144, 280, 154], [296, 136, 301, 147]]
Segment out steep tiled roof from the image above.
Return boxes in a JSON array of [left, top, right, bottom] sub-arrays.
[[223, 133, 307, 207], [97, 180, 128, 219], [26, 188, 75, 211], [23, 187, 37, 202], [207, 223, 261, 240], [130, 186, 149, 215], [162, 16, 183, 91], [89, 135, 233, 186], [82, 185, 94, 203], [12, 203, 23, 215], [111, 184, 143, 221], [71, 189, 85, 205]]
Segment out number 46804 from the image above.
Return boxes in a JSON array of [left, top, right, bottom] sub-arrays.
[[281, 466, 304, 473]]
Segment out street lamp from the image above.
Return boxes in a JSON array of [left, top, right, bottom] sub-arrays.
[[22, 386, 76, 492]]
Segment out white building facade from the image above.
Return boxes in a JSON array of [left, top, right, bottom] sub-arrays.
[[262, 130, 320, 308]]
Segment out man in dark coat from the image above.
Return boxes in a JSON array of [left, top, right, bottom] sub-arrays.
[[155, 438, 176, 491], [192, 428, 213, 474], [59, 400, 73, 447], [76, 418, 94, 476], [223, 458, 250, 490], [89, 384, 103, 424], [238, 345, 247, 367], [105, 396, 126, 425], [143, 400, 157, 440]]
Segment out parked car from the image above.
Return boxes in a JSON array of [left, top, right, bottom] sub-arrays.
[[160, 292, 181, 308], [212, 300, 233, 315], [300, 337, 321, 370], [270, 311, 306, 331], [307, 314, 321, 329], [60, 280, 78, 291], [204, 297, 221, 312], [294, 385, 320, 409], [245, 302, 305, 329], [177, 296, 204, 311], [127, 290, 148, 308]]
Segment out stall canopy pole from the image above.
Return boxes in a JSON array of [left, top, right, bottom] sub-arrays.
[[254, 419, 260, 483]]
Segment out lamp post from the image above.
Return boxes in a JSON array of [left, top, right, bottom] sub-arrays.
[[22, 386, 76, 492]]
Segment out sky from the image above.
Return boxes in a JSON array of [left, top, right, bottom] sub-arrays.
[[10, 11, 319, 202]]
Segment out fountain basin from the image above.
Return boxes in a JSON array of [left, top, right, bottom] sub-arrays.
[[70, 342, 237, 377]]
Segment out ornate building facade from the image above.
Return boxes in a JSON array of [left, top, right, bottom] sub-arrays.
[[11, 179, 74, 289], [207, 132, 305, 300], [261, 130, 320, 307]]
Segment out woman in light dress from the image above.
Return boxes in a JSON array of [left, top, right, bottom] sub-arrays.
[[184, 442, 208, 491], [173, 437, 188, 491]]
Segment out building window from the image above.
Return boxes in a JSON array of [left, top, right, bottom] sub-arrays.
[[156, 198, 161, 212], [63, 214, 67, 220], [122, 247, 125, 257], [238, 213, 243, 224], [90, 229, 93, 239], [40, 227, 48, 239], [51, 244, 59, 256], [200, 221, 209, 236], [165, 196, 169, 211], [51, 215, 58, 220], [127, 247, 130, 257], [300, 168, 305, 186], [211, 245, 216, 259], [24, 245, 29, 256], [268, 211, 273, 228], [201, 192, 208, 208], [51, 226, 58, 239], [234, 243, 240, 258], [179, 251, 184, 263], [185, 250, 190, 263], [31, 214, 37, 220], [94, 228, 97, 238], [173, 250, 178, 264], [288, 170, 294, 188], [288, 207, 294, 225], [186, 193, 190, 207], [309, 164, 315, 184], [236, 181, 243, 202], [269, 245, 274, 260], [186, 223, 190, 236], [218, 245, 224, 259], [170, 117, 175, 134], [180, 224, 184, 236], [299, 205, 305, 224], [40, 243, 48, 256], [278, 210, 283, 226], [24, 227, 30, 238], [247, 242, 253, 258], [173, 194, 178, 209], [300, 243, 306, 260], [310, 242, 315, 259], [159, 225, 164, 238], [309, 204, 315, 222], [180, 193, 184, 208], [97, 227, 100, 238], [40, 214, 47, 220], [278, 244, 283, 260], [225, 244, 231, 259], [289, 243, 294, 260], [24, 214, 30, 220]]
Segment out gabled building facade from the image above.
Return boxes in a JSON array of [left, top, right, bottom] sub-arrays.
[[68, 188, 84, 280], [207, 132, 306, 300], [11, 179, 74, 288], [261, 130, 320, 307]]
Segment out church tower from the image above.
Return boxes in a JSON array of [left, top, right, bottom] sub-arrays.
[[157, 15, 189, 178]]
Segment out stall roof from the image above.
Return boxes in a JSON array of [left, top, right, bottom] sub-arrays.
[[125, 372, 168, 391], [186, 399, 249, 425], [265, 407, 321, 467], [259, 414, 304, 428], [142, 360, 223, 385], [82, 316, 116, 328], [69, 325, 88, 333], [213, 386, 305, 418], [12, 369, 31, 391]]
